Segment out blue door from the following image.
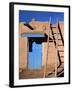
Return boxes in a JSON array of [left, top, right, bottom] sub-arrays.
[[28, 42, 42, 70], [21, 33, 44, 70]]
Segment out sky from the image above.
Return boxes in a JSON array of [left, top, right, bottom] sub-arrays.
[[19, 10, 64, 24]]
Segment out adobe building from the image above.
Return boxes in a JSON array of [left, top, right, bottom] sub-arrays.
[[19, 19, 64, 79]]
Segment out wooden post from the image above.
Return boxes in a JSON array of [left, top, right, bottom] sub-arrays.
[[43, 19, 50, 78], [55, 19, 58, 77]]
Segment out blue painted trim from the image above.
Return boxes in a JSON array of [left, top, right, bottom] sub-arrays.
[[21, 33, 45, 37]]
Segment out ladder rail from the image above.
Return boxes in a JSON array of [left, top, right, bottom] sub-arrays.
[[58, 23, 64, 46], [55, 24, 58, 77], [44, 24, 50, 78], [50, 24, 58, 77], [50, 23, 64, 77]]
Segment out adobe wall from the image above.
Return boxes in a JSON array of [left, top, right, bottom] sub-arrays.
[[19, 20, 64, 71]]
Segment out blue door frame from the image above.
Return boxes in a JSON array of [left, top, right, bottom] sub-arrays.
[[21, 33, 45, 70]]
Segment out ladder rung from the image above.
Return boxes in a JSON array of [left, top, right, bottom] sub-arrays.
[[49, 40, 53, 42], [51, 35, 54, 37], [58, 50, 64, 52], [52, 35, 59, 38], [58, 45, 63, 46], [54, 39, 62, 40], [60, 56, 64, 58], [58, 39, 62, 40], [61, 61, 64, 63], [51, 26, 56, 28], [53, 33, 60, 34]]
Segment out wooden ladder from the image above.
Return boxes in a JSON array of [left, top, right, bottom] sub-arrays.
[[50, 23, 64, 77]]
